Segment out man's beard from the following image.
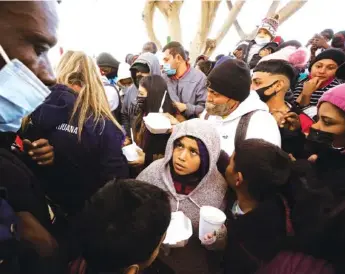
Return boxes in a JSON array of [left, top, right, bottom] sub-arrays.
[[206, 102, 232, 116]]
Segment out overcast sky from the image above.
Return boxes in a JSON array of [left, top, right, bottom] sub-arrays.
[[50, 0, 344, 64]]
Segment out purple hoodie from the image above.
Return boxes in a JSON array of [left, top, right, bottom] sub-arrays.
[[26, 84, 129, 215]]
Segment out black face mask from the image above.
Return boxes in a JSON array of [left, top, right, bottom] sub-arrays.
[[304, 127, 336, 156], [134, 75, 144, 88], [136, 96, 146, 111], [255, 81, 279, 103]]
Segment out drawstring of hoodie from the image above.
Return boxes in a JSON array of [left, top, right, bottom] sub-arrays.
[[189, 197, 201, 208], [175, 197, 200, 211]]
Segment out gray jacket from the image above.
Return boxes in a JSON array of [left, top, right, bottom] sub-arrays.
[[137, 119, 227, 274], [121, 53, 161, 136], [163, 67, 207, 118]]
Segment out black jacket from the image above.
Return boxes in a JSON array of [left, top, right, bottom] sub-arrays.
[[282, 154, 345, 273], [0, 133, 61, 274], [225, 193, 289, 274]]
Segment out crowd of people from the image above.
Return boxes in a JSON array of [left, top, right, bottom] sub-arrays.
[[1, 1, 345, 274]]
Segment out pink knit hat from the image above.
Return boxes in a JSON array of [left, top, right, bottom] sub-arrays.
[[318, 84, 345, 112], [259, 46, 310, 69]]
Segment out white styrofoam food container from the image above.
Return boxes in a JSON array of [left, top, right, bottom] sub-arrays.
[[163, 211, 193, 248], [122, 144, 141, 162], [143, 113, 172, 134]]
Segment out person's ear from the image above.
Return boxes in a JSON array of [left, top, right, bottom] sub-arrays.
[[176, 54, 183, 63], [236, 172, 244, 187], [228, 99, 240, 111], [70, 83, 82, 93], [124, 265, 139, 274], [275, 79, 287, 92]]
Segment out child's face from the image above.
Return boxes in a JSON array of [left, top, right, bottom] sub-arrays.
[[256, 29, 272, 40], [259, 48, 271, 58]]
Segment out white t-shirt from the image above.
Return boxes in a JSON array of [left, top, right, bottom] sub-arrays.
[[247, 43, 262, 63], [101, 76, 120, 111], [104, 85, 120, 111]]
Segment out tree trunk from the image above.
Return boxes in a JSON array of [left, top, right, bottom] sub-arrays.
[[142, 0, 308, 59], [156, 1, 184, 43], [142, 0, 162, 50], [189, 0, 221, 63], [204, 0, 245, 57]]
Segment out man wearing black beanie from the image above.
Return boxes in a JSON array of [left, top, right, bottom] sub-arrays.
[[201, 59, 281, 155], [97, 52, 120, 82]]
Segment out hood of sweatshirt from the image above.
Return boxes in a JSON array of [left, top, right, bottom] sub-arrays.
[[161, 119, 224, 198], [131, 52, 161, 76], [222, 91, 269, 123], [137, 119, 227, 225], [163, 118, 220, 170]]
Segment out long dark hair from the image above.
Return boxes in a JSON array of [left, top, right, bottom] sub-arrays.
[[134, 75, 175, 145], [140, 75, 175, 114]]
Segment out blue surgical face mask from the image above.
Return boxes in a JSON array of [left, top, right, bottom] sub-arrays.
[[109, 76, 118, 85], [163, 63, 177, 76], [0, 45, 51, 133]]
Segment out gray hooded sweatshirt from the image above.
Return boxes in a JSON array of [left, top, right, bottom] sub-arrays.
[[137, 119, 227, 274], [121, 53, 161, 136], [163, 66, 207, 119]]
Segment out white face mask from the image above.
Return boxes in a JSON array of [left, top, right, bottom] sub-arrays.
[[0, 45, 51, 133], [255, 37, 271, 46]]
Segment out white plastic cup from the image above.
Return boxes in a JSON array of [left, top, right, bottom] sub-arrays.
[[199, 206, 226, 241], [122, 144, 139, 162]]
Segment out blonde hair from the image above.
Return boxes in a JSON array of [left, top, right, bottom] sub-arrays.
[[56, 51, 123, 140]]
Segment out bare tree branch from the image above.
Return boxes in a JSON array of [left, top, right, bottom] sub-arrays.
[[204, 0, 245, 57], [277, 0, 308, 25], [142, 0, 162, 50], [156, 0, 184, 43], [226, 0, 246, 40], [244, 0, 308, 41], [266, 0, 281, 18], [142, 0, 308, 59], [190, 0, 221, 62]]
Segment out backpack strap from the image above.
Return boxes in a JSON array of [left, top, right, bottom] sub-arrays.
[[234, 111, 257, 148]]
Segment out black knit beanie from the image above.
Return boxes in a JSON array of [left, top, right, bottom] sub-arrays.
[[96, 53, 120, 69], [309, 48, 345, 71], [207, 59, 251, 102]]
